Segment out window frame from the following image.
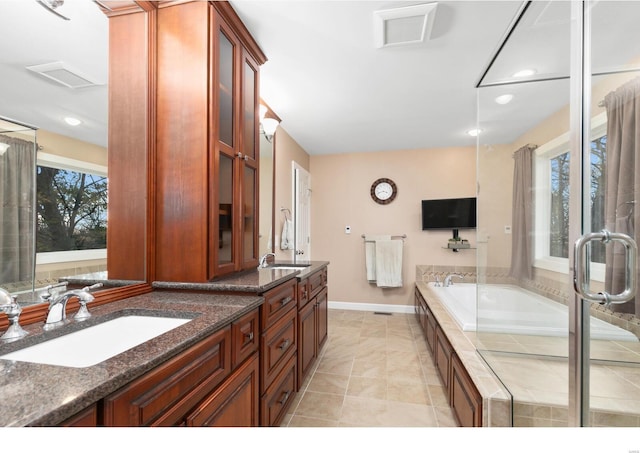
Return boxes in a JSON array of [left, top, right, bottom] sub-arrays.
[[35, 152, 108, 265], [533, 112, 607, 281]]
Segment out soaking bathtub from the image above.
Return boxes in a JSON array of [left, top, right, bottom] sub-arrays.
[[427, 282, 638, 342]]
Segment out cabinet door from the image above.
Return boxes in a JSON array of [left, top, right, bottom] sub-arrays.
[[315, 286, 328, 351], [211, 15, 241, 278], [297, 297, 316, 389], [435, 325, 453, 400], [451, 354, 482, 427], [103, 327, 231, 426], [186, 352, 259, 427]]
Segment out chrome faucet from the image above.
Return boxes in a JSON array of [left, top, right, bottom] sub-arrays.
[[258, 252, 275, 269], [0, 287, 28, 342], [443, 273, 464, 287], [42, 283, 103, 330]]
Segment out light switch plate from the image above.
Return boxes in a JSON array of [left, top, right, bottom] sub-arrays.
[[345, 226, 351, 234]]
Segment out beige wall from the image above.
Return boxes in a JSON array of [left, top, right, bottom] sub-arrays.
[[273, 127, 310, 260], [37, 129, 107, 166], [310, 146, 476, 307]]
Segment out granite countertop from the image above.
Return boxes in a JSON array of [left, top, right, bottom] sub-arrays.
[[152, 260, 329, 293], [0, 291, 263, 427]]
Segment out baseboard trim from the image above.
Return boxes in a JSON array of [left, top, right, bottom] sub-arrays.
[[328, 301, 414, 314]]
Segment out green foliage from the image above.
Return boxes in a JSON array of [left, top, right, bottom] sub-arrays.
[[36, 166, 107, 253]]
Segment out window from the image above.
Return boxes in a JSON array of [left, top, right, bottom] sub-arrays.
[[534, 113, 607, 280], [36, 153, 107, 264]]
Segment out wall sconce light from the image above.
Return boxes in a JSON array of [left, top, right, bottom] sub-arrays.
[[0, 143, 9, 156], [259, 102, 281, 142]]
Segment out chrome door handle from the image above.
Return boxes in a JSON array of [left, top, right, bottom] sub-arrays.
[[574, 229, 637, 306]]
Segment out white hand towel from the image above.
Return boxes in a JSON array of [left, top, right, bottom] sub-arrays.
[[280, 219, 294, 250], [364, 235, 390, 282], [374, 239, 403, 288]]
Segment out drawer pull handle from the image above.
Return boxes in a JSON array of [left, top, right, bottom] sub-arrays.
[[301, 290, 307, 299], [278, 338, 291, 351], [278, 391, 291, 406], [244, 332, 254, 342], [280, 296, 293, 306]]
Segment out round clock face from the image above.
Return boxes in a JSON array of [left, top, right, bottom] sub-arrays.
[[371, 178, 397, 204]]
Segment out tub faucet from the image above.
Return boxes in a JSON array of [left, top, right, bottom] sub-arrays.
[[42, 283, 103, 330], [0, 287, 28, 342], [444, 273, 464, 287], [258, 252, 275, 269]]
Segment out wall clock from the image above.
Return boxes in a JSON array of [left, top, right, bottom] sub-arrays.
[[370, 178, 397, 205]]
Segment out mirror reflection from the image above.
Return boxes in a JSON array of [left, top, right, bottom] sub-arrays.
[[0, 1, 140, 305]]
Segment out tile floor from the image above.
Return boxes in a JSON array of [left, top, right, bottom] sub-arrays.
[[280, 308, 459, 427]]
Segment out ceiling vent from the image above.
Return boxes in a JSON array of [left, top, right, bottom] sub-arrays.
[[25, 61, 102, 89], [374, 3, 438, 49]]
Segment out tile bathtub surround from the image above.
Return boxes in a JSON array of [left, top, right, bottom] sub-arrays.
[[280, 309, 459, 427]]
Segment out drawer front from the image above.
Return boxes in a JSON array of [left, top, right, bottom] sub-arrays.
[[307, 268, 326, 300], [186, 352, 259, 427], [261, 279, 297, 329], [261, 307, 297, 392], [261, 354, 297, 427], [297, 278, 310, 309], [58, 404, 98, 427], [103, 326, 232, 426], [232, 309, 259, 368]]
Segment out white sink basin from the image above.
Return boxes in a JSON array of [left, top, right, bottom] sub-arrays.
[[272, 266, 307, 270], [0, 315, 190, 368]]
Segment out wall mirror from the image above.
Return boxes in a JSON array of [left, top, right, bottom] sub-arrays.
[[0, 1, 144, 307]]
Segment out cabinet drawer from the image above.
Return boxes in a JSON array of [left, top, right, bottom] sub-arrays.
[[261, 354, 297, 427], [58, 404, 98, 427], [103, 326, 232, 426], [186, 352, 259, 427], [297, 279, 310, 309], [261, 279, 297, 329], [261, 307, 297, 392], [307, 268, 326, 300], [232, 309, 259, 368]]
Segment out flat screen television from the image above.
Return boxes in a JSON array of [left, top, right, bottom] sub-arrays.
[[421, 197, 477, 235]]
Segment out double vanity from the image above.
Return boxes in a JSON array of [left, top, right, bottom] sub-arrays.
[[0, 261, 329, 427]]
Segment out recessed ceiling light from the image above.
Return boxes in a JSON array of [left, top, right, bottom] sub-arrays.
[[467, 128, 482, 137], [512, 68, 536, 78], [64, 117, 82, 126], [495, 94, 513, 105]]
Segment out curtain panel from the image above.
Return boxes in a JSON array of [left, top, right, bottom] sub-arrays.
[[0, 134, 36, 285], [604, 76, 640, 316], [509, 144, 537, 281]]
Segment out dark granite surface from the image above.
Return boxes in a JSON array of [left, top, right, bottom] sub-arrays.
[[152, 261, 329, 293], [0, 291, 263, 426]]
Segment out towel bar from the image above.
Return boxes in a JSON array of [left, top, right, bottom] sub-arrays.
[[362, 234, 407, 240]]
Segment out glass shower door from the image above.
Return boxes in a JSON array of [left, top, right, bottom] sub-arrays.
[[475, 0, 640, 427]]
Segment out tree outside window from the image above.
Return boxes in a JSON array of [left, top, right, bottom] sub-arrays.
[[36, 166, 107, 253]]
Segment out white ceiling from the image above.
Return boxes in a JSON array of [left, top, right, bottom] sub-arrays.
[[230, 0, 527, 154], [4, 1, 638, 156]]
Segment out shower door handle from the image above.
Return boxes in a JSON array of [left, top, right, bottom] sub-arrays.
[[573, 229, 637, 306]]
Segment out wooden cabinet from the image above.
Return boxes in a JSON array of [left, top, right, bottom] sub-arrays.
[[103, 307, 260, 427], [59, 404, 98, 427], [185, 352, 259, 427], [415, 286, 482, 427], [259, 279, 298, 426], [297, 267, 329, 390], [451, 354, 482, 427], [153, 1, 266, 282], [435, 325, 453, 399]]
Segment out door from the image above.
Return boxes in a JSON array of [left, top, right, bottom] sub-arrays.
[[293, 163, 311, 259], [475, 0, 640, 428]]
